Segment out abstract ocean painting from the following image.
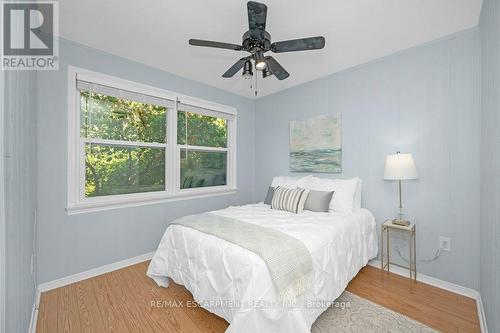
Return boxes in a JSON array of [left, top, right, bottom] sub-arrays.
[[290, 114, 342, 173]]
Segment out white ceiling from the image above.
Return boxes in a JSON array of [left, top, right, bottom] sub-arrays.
[[59, 0, 482, 98]]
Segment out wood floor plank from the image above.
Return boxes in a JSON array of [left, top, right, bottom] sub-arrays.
[[136, 261, 228, 330], [90, 274, 131, 333], [132, 262, 227, 333], [36, 261, 480, 333], [113, 267, 170, 333], [103, 269, 157, 332], [167, 280, 228, 332], [74, 278, 107, 333], [57, 284, 81, 333], [346, 266, 480, 332], [121, 264, 204, 333], [356, 267, 476, 320], [36, 289, 58, 333]]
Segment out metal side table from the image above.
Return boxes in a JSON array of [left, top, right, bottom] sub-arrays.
[[381, 220, 416, 281]]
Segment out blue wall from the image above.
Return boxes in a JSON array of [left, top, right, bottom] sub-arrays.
[[36, 39, 255, 283], [34, 24, 495, 328], [254, 29, 482, 289], [479, 0, 500, 331], [3, 71, 37, 333]]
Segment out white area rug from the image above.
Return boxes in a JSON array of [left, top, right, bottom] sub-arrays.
[[312, 291, 437, 333]]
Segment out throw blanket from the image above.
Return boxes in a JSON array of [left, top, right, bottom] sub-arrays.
[[172, 213, 313, 301]]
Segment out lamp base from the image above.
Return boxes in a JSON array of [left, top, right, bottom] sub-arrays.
[[392, 218, 410, 227]]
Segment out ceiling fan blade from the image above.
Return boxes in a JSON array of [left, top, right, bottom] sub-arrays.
[[247, 1, 267, 40], [222, 58, 248, 78], [189, 39, 242, 51], [265, 56, 289, 80], [271, 36, 325, 53]]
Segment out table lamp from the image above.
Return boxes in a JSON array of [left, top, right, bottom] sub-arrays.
[[384, 152, 418, 226]]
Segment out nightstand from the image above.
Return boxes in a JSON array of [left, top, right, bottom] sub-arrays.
[[381, 220, 416, 281]]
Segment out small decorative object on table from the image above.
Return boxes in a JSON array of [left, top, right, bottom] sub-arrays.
[[381, 220, 416, 281], [384, 152, 418, 226]]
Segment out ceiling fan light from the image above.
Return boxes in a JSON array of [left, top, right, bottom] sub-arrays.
[[254, 50, 266, 71], [262, 66, 272, 78], [255, 61, 267, 71], [242, 59, 253, 79]]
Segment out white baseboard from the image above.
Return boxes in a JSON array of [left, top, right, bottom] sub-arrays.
[[37, 252, 155, 293], [30, 251, 155, 333], [368, 260, 477, 297], [476, 293, 489, 333], [28, 287, 41, 333], [368, 260, 488, 333], [28, 254, 487, 333]]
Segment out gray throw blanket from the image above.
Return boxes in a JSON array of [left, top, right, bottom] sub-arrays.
[[172, 213, 313, 301]]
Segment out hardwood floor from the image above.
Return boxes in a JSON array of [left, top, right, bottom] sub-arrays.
[[36, 261, 480, 333], [346, 266, 480, 332]]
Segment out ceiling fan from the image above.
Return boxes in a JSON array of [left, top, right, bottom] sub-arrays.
[[188, 1, 325, 81]]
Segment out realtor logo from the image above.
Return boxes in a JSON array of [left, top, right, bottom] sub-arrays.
[[1, 1, 59, 70]]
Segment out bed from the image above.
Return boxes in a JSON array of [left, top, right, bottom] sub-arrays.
[[147, 202, 378, 333]]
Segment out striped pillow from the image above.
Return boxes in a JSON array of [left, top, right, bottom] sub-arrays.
[[271, 186, 310, 214]]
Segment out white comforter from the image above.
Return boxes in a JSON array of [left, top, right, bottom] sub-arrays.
[[147, 204, 378, 333]]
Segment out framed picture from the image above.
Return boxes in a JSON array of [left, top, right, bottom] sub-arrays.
[[290, 113, 342, 173]]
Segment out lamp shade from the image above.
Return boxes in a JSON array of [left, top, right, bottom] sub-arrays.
[[384, 153, 418, 180]]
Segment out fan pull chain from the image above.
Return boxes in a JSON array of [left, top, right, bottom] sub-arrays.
[[255, 72, 258, 97], [249, 74, 253, 93]]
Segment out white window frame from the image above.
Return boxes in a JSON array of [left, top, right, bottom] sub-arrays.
[[67, 66, 237, 214]]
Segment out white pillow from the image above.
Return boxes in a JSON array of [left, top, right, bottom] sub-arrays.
[[271, 175, 312, 189], [303, 176, 359, 214]]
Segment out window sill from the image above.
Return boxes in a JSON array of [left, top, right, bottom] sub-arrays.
[[66, 188, 238, 215]]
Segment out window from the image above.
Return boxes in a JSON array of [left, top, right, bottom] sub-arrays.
[[178, 107, 229, 190], [80, 86, 170, 198], [67, 67, 237, 213]]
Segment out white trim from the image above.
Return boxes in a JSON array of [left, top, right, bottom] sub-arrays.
[[170, 100, 179, 195], [228, 118, 237, 188], [67, 66, 80, 212], [178, 96, 237, 116], [76, 80, 176, 109], [0, 62, 6, 333], [37, 252, 155, 293], [178, 144, 228, 152], [73, 66, 236, 115], [67, 66, 238, 213], [369, 259, 476, 297], [178, 103, 236, 121], [75, 70, 177, 102], [28, 289, 40, 333], [369, 260, 488, 333], [476, 293, 489, 333], [66, 188, 237, 215], [84, 138, 167, 149], [177, 185, 233, 196]]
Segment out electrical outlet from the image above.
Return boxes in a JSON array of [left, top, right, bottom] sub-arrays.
[[439, 237, 451, 251]]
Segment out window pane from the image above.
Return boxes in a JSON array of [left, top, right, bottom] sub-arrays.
[[85, 144, 165, 197], [81, 91, 167, 143], [180, 150, 227, 189], [177, 111, 227, 147]]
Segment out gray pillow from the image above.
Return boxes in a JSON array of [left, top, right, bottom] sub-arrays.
[[264, 186, 275, 205], [304, 190, 334, 212]]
